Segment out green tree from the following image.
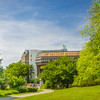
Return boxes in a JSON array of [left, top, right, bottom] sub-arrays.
[[73, 0, 100, 86], [0, 66, 4, 78], [40, 56, 77, 89], [0, 66, 6, 90], [5, 61, 34, 83], [8, 76, 25, 88], [63, 44, 66, 49], [0, 78, 6, 90]]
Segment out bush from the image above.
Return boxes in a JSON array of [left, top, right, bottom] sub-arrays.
[[34, 78, 40, 84], [0, 89, 19, 96], [30, 79, 34, 83], [27, 87, 37, 92], [18, 87, 28, 93], [18, 86, 37, 93], [40, 84, 46, 89], [10, 90, 19, 94], [93, 79, 100, 85]]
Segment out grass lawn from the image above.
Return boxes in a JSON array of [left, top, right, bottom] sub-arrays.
[[13, 85, 100, 100]]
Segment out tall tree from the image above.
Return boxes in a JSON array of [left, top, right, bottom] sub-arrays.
[[40, 56, 77, 89], [73, 0, 100, 86]]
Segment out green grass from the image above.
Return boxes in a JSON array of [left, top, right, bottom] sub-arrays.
[[14, 85, 100, 100]]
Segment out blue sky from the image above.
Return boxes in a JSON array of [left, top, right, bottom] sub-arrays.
[[0, 0, 92, 67]]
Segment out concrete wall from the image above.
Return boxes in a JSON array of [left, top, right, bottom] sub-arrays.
[[29, 50, 41, 79]]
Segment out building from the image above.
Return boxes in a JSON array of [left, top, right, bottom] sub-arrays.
[[21, 49, 80, 79]]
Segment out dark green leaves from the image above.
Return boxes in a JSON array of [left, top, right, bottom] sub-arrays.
[[40, 56, 77, 89]]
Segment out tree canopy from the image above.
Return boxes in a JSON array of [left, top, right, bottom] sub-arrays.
[[0, 66, 4, 78], [40, 56, 77, 89], [0, 66, 6, 90], [5, 61, 34, 83], [73, 0, 100, 86]]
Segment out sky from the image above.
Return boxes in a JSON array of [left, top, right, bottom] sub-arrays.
[[0, 0, 92, 68]]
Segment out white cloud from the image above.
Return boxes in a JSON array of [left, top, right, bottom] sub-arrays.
[[0, 19, 84, 68], [33, 11, 38, 16]]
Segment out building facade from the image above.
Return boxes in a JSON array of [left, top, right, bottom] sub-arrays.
[[21, 49, 80, 79]]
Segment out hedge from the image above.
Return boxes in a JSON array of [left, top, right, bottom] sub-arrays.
[[0, 90, 19, 96], [18, 86, 37, 93]]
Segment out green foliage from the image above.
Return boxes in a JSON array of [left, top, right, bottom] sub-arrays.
[[63, 44, 66, 49], [0, 66, 4, 78], [34, 78, 40, 84], [0, 89, 19, 96], [8, 76, 25, 88], [0, 78, 6, 90], [18, 86, 37, 93], [30, 79, 34, 83], [18, 86, 28, 93], [5, 61, 34, 84], [40, 84, 46, 89], [0, 66, 6, 90], [93, 79, 100, 85], [27, 87, 37, 92], [40, 56, 77, 89], [73, 0, 100, 87], [0, 67, 6, 90]]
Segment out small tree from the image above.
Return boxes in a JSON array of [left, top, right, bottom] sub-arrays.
[[0, 78, 6, 90], [0, 66, 4, 78], [40, 56, 77, 89], [5, 61, 34, 83], [0, 66, 6, 90]]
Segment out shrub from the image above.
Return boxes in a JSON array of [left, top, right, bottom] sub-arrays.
[[40, 84, 46, 89], [4, 91, 12, 95], [68, 84, 72, 88], [34, 78, 40, 84], [18, 86, 37, 93], [10, 90, 19, 94], [18, 87, 28, 93], [0, 89, 19, 96], [30, 79, 34, 83], [5, 90, 19, 95], [27, 87, 37, 92], [93, 79, 100, 85]]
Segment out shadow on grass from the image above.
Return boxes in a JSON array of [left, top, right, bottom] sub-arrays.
[[0, 96, 19, 100], [0, 89, 43, 100]]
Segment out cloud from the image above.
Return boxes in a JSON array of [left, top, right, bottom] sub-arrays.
[[0, 19, 84, 68], [33, 11, 38, 16]]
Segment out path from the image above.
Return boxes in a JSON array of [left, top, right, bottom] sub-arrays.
[[0, 89, 54, 100]]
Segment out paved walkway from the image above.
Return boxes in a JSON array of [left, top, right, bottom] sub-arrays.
[[0, 89, 54, 100]]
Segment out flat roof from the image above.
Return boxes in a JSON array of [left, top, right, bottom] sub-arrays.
[[41, 49, 80, 52], [41, 49, 68, 52]]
